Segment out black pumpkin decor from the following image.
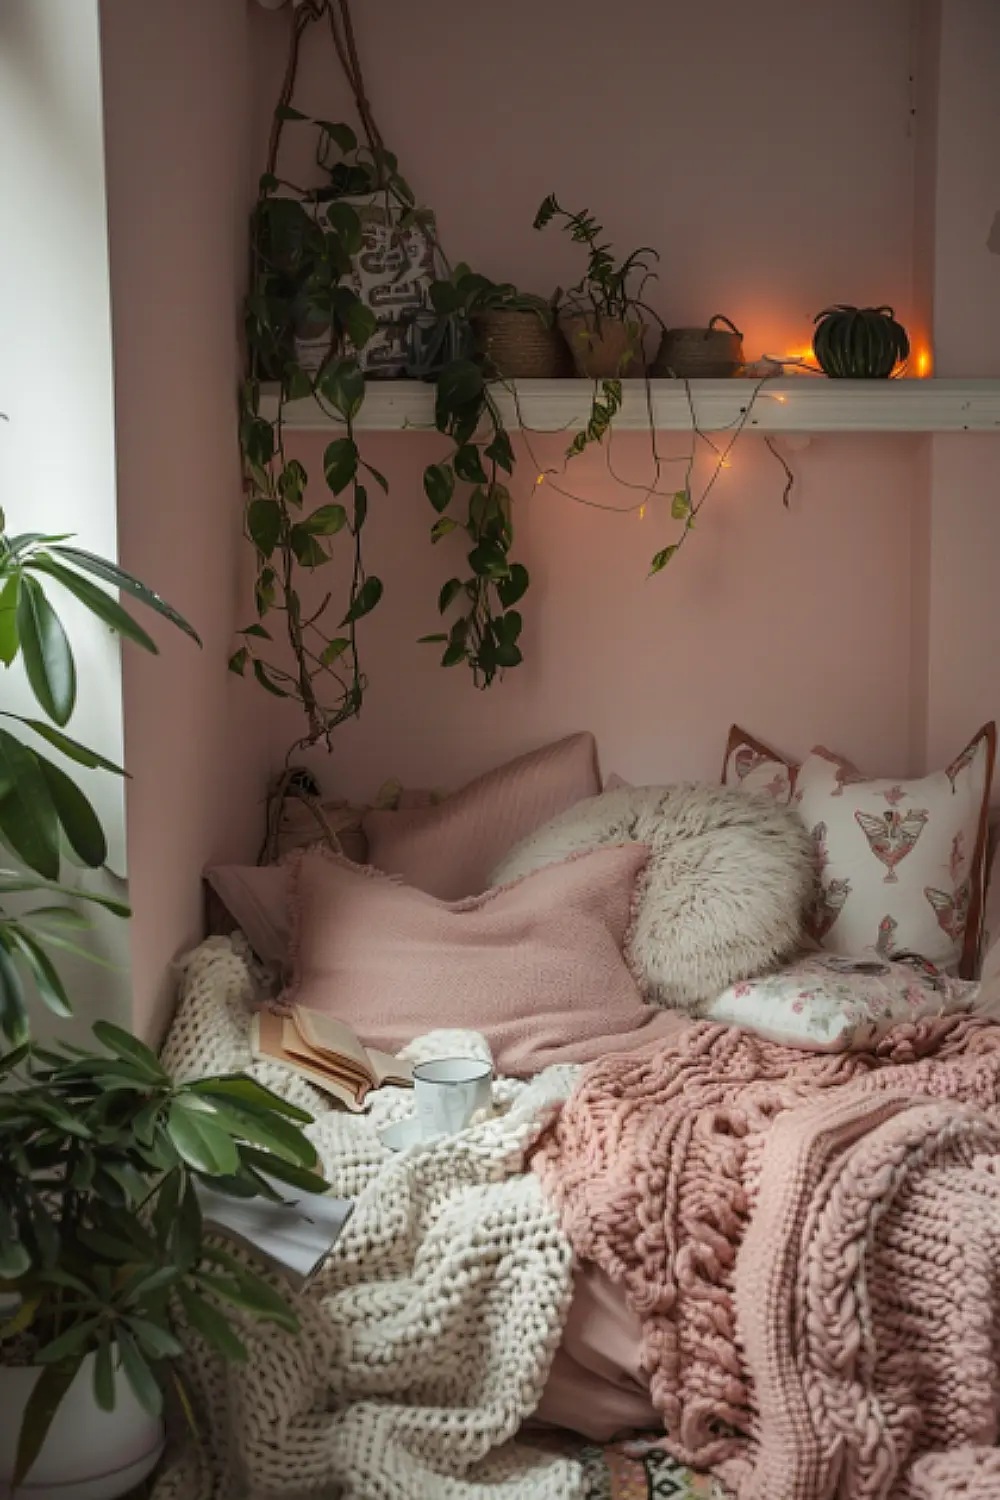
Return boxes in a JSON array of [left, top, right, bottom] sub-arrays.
[[811, 305, 910, 378]]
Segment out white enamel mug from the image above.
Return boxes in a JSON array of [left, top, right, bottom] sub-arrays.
[[412, 1057, 493, 1138]]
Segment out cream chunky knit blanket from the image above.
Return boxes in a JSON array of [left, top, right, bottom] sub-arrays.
[[153, 938, 585, 1500], [534, 1017, 1000, 1500]]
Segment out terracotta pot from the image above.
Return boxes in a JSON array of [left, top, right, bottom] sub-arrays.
[[558, 313, 647, 379]]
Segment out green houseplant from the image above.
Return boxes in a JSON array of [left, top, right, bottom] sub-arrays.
[[239, 98, 533, 752], [0, 491, 200, 1043], [811, 304, 910, 378], [533, 195, 659, 380], [0, 1026, 324, 1494]]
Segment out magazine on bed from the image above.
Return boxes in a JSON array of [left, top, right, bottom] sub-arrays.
[[251, 1006, 413, 1112], [196, 1176, 354, 1286]]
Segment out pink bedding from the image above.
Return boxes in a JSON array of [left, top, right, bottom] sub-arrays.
[[534, 1015, 1000, 1498], [534, 1264, 659, 1442]]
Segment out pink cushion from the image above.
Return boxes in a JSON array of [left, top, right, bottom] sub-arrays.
[[204, 864, 289, 964], [362, 732, 601, 899], [283, 844, 691, 1077]]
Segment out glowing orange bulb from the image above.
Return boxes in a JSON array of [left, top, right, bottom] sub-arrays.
[[534, 473, 545, 487], [720, 457, 732, 470], [638, 504, 646, 520], [916, 349, 931, 378], [773, 394, 788, 404]]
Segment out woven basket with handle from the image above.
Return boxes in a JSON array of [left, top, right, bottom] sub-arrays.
[[471, 310, 573, 379], [653, 314, 744, 378]]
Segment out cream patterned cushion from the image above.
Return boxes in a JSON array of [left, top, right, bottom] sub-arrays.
[[794, 725, 995, 977], [721, 724, 795, 804], [705, 954, 978, 1051]]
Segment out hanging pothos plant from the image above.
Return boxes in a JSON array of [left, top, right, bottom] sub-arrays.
[[415, 266, 537, 684], [236, 93, 531, 753]]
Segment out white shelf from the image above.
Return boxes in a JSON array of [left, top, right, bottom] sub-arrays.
[[259, 378, 1000, 435]]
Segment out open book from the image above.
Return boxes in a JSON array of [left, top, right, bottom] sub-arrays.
[[251, 1006, 413, 1112]]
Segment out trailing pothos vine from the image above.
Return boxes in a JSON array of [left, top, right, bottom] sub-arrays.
[[235, 0, 531, 755], [235, 1, 791, 762]]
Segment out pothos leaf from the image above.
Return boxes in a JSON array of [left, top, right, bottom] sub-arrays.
[[649, 546, 677, 575], [323, 438, 359, 495], [423, 464, 455, 514], [339, 576, 383, 625], [438, 578, 463, 614]]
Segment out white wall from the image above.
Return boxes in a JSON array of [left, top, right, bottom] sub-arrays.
[[0, 0, 131, 1041]]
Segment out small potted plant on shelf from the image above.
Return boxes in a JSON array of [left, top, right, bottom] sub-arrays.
[[0, 1027, 323, 1498], [407, 266, 568, 382], [811, 304, 910, 378], [462, 276, 571, 381], [533, 195, 660, 379]]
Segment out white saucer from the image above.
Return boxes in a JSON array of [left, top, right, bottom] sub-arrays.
[[379, 1117, 426, 1152]]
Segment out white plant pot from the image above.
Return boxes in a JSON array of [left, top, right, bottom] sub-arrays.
[[0, 1352, 164, 1500]]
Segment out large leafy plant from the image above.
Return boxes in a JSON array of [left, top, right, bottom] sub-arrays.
[[237, 116, 408, 752], [0, 1024, 324, 1487], [0, 501, 199, 1043], [238, 98, 532, 743]]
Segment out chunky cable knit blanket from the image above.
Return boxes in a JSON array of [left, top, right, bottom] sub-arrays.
[[533, 1017, 1000, 1500], [153, 938, 585, 1500]]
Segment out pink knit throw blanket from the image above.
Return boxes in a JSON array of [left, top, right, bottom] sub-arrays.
[[532, 1017, 1000, 1500]]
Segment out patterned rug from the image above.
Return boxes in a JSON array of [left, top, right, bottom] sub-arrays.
[[524, 1430, 730, 1499]]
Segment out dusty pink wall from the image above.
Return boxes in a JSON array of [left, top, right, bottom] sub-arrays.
[[254, 0, 918, 363], [102, 0, 271, 1042], [248, 0, 929, 798], [269, 430, 923, 800], [919, 2, 1000, 771], [931, 0, 1000, 377]]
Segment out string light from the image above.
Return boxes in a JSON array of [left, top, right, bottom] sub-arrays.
[[916, 349, 931, 378], [773, 393, 788, 404], [720, 457, 732, 469], [534, 473, 545, 487], [638, 504, 646, 520]]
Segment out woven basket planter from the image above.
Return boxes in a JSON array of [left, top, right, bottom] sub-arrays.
[[652, 315, 744, 378], [559, 314, 647, 379], [471, 310, 573, 379]]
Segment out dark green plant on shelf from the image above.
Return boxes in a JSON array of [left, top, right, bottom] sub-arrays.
[[811, 304, 910, 379], [0, 466, 199, 1042], [0, 1024, 324, 1486]]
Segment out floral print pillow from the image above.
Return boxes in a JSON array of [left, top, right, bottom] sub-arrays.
[[722, 723, 996, 979], [704, 954, 979, 1052], [721, 725, 796, 805], [795, 725, 995, 978]]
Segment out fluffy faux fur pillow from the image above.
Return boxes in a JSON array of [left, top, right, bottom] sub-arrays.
[[491, 784, 815, 1012]]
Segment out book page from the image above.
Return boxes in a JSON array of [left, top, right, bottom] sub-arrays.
[[293, 1008, 373, 1075], [282, 1016, 369, 1087], [368, 1049, 413, 1088], [296, 1007, 412, 1088], [252, 1012, 366, 1111]]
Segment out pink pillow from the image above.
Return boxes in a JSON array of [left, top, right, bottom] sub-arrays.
[[204, 864, 289, 964], [362, 733, 600, 900], [282, 845, 689, 1077]]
